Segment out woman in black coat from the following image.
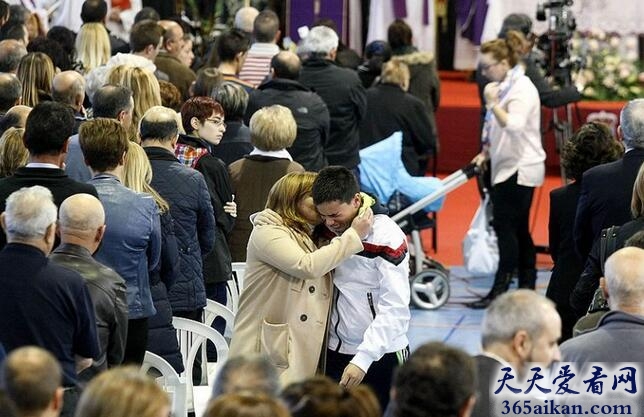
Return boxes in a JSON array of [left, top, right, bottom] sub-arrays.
[[546, 122, 622, 341]]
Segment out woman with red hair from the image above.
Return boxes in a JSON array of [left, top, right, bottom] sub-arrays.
[[176, 96, 236, 327]]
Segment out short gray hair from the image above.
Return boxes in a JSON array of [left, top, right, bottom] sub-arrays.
[[620, 99, 644, 149], [212, 82, 248, 121], [212, 355, 279, 398], [234, 6, 259, 33], [481, 290, 556, 348], [3, 186, 57, 240], [300, 26, 338, 55]]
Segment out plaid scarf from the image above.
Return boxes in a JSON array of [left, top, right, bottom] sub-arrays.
[[175, 144, 209, 168]]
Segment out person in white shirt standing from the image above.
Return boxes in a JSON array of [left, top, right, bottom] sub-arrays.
[[468, 31, 545, 309]]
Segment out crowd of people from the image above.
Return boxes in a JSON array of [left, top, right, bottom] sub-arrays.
[[0, 1, 641, 417]]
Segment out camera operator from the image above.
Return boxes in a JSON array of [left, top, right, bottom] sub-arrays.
[[475, 13, 582, 139]]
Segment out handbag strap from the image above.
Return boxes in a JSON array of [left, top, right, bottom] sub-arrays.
[[599, 225, 620, 274]]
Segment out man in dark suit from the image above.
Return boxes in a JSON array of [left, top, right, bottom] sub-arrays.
[[574, 99, 644, 261], [0, 101, 98, 251], [472, 290, 562, 417]]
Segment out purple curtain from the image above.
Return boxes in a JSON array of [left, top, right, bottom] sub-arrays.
[[288, 0, 348, 44], [456, 0, 487, 45]]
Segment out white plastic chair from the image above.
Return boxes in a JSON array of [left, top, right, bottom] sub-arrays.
[[231, 262, 246, 290], [173, 317, 229, 394], [227, 262, 246, 313], [204, 299, 235, 341], [142, 351, 187, 417]]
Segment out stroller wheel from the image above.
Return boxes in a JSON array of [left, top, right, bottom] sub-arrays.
[[410, 268, 450, 310]]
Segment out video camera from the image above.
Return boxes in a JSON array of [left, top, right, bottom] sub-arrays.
[[535, 0, 580, 86]]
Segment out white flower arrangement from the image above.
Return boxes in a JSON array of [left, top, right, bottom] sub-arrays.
[[571, 30, 643, 100]]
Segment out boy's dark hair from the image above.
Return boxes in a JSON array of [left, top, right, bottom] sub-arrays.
[[394, 342, 476, 417], [129, 19, 163, 53], [216, 29, 250, 62], [312, 166, 359, 205], [23, 101, 74, 156]]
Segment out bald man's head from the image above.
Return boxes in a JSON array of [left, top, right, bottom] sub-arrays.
[[158, 20, 184, 56], [52, 71, 86, 111], [59, 194, 105, 232], [271, 51, 301, 80], [604, 247, 644, 313], [140, 105, 179, 142], [1, 346, 63, 416], [58, 193, 106, 253], [0, 105, 31, 134]]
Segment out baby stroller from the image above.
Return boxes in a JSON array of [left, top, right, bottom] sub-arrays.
[[359, 132, 480, 310]]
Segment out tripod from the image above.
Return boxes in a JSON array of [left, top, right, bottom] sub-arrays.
[[551, 102, 575, 182]]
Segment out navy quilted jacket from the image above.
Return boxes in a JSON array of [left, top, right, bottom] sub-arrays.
[[144, 146, 215, 312]]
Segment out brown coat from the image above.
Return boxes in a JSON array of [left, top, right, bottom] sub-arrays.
[[229, 219, 363, 386], [227, 155, 304, 262], [154, 52, 196, 100]]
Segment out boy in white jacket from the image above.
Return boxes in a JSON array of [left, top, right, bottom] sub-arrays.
[[312, 166, 411, 409]]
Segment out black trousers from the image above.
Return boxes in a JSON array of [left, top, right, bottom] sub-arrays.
[[491, 173, 536, 275], [325, 347, 409, 410], [122, 318, 149, 365]]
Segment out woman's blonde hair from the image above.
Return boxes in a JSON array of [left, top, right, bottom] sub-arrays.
[[249, 105, 297, 151], [74, 366, 170, 417], [0, 127, 28, 177], [480, 30, 527, 68], [17, 52, 55, 107], [631, 162, 644, 218], [107, 65, 162, 134], [76, 23, 111, 74], [205, 392, 291, 417], [123, 141, 169, 213], [380, 60, 410, 90], [266, 172, 317, 235]]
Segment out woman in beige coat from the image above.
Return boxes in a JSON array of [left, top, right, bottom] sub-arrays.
[[229, 172, 373, 386]]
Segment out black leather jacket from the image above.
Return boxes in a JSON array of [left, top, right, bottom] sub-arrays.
[[50, 243, 128, 381]]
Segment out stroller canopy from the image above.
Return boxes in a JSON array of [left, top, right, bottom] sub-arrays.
[[359, 131, 445, 213]]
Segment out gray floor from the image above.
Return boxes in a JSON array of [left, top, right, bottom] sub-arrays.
[[407, 266, 552, 354]]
